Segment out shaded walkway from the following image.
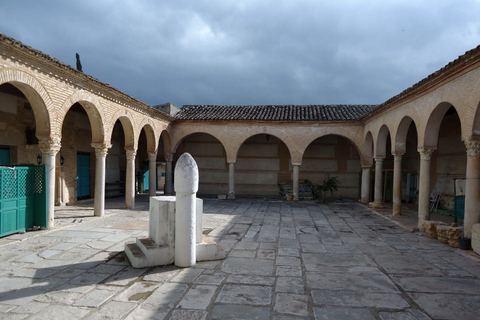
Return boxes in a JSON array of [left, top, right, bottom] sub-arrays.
[[0, 199, 479, 319]]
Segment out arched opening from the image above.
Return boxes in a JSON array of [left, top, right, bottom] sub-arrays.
[[302, 134, 362, 200], [136, 128, 151, 194], [156, 130, 172, 193], [431, 106, 466, 211], [59, 103, 95, 204], [0, 83, 43, 165], [235, 134, 290, 198], [175, 133, 228, 196], [105, 119, 128, 198], [395, 117, 419, 206]]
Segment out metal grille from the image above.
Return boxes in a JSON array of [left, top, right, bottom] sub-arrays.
[[1, 168, 17, 199]]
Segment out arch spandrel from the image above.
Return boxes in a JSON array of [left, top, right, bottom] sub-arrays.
[[57, 91, 105, 144], [0, 68, 52, 138]]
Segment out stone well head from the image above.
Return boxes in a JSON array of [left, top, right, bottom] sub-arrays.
[[174, 152, 199, 193]]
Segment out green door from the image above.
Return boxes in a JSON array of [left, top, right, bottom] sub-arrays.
[[77, 153, 90, 199]]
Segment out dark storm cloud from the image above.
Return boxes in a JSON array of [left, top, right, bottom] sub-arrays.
[[1, 0, 480, 107]]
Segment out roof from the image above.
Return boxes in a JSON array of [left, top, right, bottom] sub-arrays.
[[175, 105, 378, 122]]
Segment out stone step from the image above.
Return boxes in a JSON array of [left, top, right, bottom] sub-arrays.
[[124, 243, 149, 268], [196, 235, 227, 262], [136, 237, 174, 267]]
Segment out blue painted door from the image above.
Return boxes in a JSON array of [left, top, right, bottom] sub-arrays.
[[77, 153, 90, 199], [0, 146, 10, 165], [143, 163, 149, 193]]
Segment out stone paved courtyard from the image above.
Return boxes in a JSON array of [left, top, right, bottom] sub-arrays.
[[0, 197, 480, 319]]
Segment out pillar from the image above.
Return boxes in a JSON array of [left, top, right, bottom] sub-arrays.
[[360, 165, 372, 203], [165, 153, 173, 195], [418, 147, 435, 230], [292, 163, 300, 201], [174, 153, 199, 267], [369, 157, 384, 208], [125, 148, 137, 209], [228, 162, 235, 200], [464, 140, 480, 237], [393, 151, 404, 216], [148, 151, 157, 197], [39, 137, 61, 229], [92, 143, 111, 217]]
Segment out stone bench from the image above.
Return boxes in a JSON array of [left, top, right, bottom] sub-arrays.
[[422, 220, 447, 239], [436, 225, 463, 248]]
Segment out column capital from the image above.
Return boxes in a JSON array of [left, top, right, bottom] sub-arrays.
[[374, 157, 384, 163], [148, 151, 157, 162], [91, 143, 112, 158], [39, 137, 61, 155], [165, 153, 174, 162], [417, 147, 435, 160], [393, 151, 404, 161], [291, 162, 302, 166], [125, 147, 137, 161], [465, 139, 480, 158], [362, 164, 372, 170]]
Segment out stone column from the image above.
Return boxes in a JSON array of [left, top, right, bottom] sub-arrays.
[[165, 153, 173, 195], [393, 152, 404, 216], [370, 157, 384, 208], [228, 162, 235, 200], [174, 153, 199, 267], [292, 163, 300, 201], [91, 143, 111, 217], [148, 151, 157, 197], [39, 137, 61, 229], [125, 148, 137, 209], [360, 165, 372, 203], [464, 140, 480, 237], [418, 147, 435, 230]]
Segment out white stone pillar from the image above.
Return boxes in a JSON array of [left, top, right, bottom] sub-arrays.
[[92, 143, 111, 217], [148, 151, 157, 197], [228, 162, 235, 200], [393, 152, 404, 216], [370, 157, 384, 208], [360, 165, 371, 203], [125, 148, 137, 209], [418, 147, 435, 230], [39, 137, 61, 229], [165, 153, 173, 195], [292, 163, 300, 201], [174, 153, 199, 267], [464, 140, 480, 238]]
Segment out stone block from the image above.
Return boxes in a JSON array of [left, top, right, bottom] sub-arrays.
[[447, 226, 463, 248], [149, 196, 176, 246], [472, 224, 480, 254], [422, 220, 447, 239], [436, 225, 449, 244]]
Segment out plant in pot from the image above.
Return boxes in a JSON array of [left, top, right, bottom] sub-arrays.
[[315, 175, 339, 204]]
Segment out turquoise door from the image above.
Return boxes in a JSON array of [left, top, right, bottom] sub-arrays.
[[0, 146, 9, 165], [143, 163, 149, 193], [77, 153, 90, 199]]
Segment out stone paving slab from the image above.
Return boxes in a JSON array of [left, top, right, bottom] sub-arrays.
[[0, 198, 479, 319]]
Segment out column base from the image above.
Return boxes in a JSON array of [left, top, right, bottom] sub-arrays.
[[393, 204, 402, 216], [227, 192, 235, 200], [369, 201, 384, 209]]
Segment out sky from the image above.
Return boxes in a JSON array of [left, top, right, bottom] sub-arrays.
[[1, 1, 480, 108]]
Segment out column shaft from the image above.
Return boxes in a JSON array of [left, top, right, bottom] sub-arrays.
[[393, 153, 404, 216], [92, 143, 110, 217], [464, 140, 480, 237], [148, 152, 157, 197], [418, 148, 435, 230], [292, 164, 300, 201], [228, 162, 235, 199], [39, 137, 61, 229], [360, 166, 371, 203], [165, 153, 173, 195], [125, 148, 136, 209], [370, 157, 384, 208]]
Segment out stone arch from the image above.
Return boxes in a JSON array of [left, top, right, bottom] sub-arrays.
[[138, 118, 158, 153], [174, 131, 229, 161], [376, 125, 391, 158], [0, 68, 52, 137], [236, 133, 293, 162], [57, 91, 105, 144], [109, 109, 136, 148], [423, 102, 461, 148], [395, 116, 416, 154], [160, 130, 173, 154], [471, 100, 480, 139]]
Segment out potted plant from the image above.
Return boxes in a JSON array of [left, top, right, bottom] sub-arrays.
[[315, 175, 339, 203]]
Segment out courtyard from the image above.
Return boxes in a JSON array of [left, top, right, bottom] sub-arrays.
[[0, 196, 479, 320]]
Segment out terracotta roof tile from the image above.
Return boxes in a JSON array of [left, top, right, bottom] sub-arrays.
[[175, 105, 378, 122]]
